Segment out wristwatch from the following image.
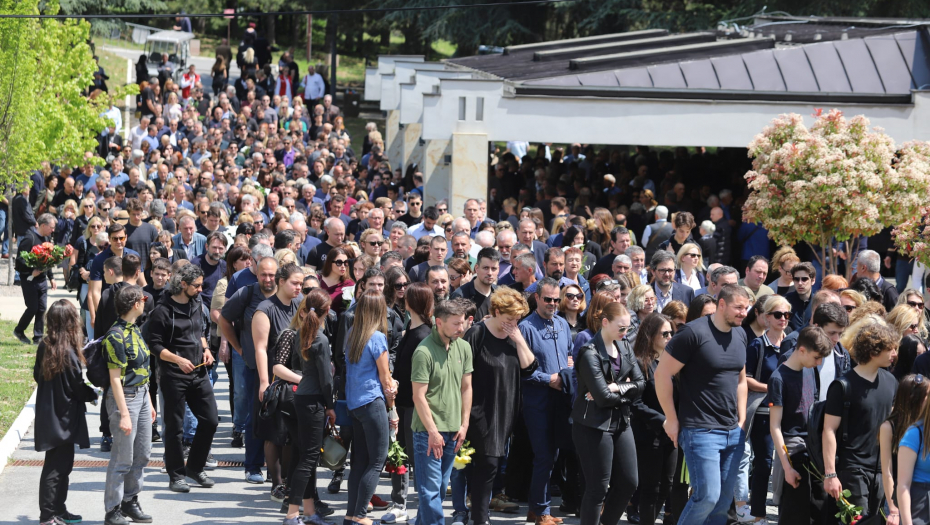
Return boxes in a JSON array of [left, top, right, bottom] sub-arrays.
[[824, 473, 838, 479]]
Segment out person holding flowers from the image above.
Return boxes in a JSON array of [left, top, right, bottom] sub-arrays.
[[15, 213, 59, 344]]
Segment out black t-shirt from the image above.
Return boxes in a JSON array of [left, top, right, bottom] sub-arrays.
[[768, 364, 817, 438], [306, 241, 336, 268], [666, 315, 748, 430], [124, 222, 158, 268], [254, 295, 301, 375], [825, 368, 896, 471], [221, 283, 274, 369], [398, 213, 422, 228], [140, 87, 156, 117]]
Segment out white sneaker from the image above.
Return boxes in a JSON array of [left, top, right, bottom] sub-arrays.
[[382, 505, 408, 523], [735, 505, 754, 523]]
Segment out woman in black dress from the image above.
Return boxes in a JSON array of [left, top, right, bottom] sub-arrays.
[[34, 300, 98, 525], [462, 287, 538, 525]]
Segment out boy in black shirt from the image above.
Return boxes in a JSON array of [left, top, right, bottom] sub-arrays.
[[770, 326, 832, 524], [823, 324, 898, 523]]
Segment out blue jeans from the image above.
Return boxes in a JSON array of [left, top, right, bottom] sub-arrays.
[[451, 462, 472, 514], [896, 259, 914, 294], [734, 439, 750, 503], [0, 209, 8, 256], [239, 361, 264, 473], [413, 431, 458, 525], [183, 364, 218, 442], [230, 350, 249, 433], [80, 284, 93, 340], [678, 426, 745, 525]]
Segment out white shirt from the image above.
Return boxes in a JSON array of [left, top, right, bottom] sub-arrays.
[[301, 73, 326, 100], [407, 221, 444, 241], [102, 106, 122, 133], [819, 350, 837, 401], [507, 141, 529, 160], [130, 125, 147, 151], [678, 269, 702, 291]]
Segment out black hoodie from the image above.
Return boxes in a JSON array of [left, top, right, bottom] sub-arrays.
[[147, 294, 209, 380]]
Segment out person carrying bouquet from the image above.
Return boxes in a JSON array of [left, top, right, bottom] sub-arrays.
[[15, 213, 59, 344]]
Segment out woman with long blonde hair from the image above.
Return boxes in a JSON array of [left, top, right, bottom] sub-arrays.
[[344, 290, 397, 525]]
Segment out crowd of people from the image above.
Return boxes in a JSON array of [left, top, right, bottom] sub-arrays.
[[16, 34, 930, 525]]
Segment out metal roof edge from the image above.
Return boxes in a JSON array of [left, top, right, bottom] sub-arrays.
[[569, 37, 775, 70], [510, 84, 915, 104]]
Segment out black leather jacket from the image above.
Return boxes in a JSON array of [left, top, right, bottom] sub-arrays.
[[571, 332, 645, 431]]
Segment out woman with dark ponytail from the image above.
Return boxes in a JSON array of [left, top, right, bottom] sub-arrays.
[[276, 288, 336, 525], [34, 299, 98, 525]]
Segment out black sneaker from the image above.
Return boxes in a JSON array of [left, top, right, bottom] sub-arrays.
[[120, 496, 153, 523], [151, 424, 161, 443], [187, 470, 216, 488], [327, 471, 344, 494], [231, 431, 244, 448], [169, 478, 191, 493], [205, 452, 218, 469], [104, 507, 130, 525], [625, 507, 640, 524], [100, 436, 112, 453], [13, 330, 30, 345], [316, 500, 334, 517], [271, 484, 287, 502], [59, 510, 83, 524]]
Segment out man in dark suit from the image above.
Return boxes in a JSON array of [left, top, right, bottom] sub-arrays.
[[590, 226, 633, 279], [12, 182, 35, 241], [14, 213, 57, 343], [854, 249, 899, 312], [517, 218, 549, 275], [651, 250, 694, 311]]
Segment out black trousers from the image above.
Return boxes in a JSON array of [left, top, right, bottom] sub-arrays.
[[288, 396, 327, 506], [634, 433, 676, 525], [161, 370, 218, 480], [17, 277, 47, 340], [470, 453, 503, 525], [824, 467, 883, 524], [39, 442, 74, 521], [778, 451, 826, 525], [573, 421, 638, 525]]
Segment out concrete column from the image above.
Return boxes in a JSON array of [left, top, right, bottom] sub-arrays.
[[449, 132, 488, 215], [402, 122, 425, 175], [424, 138, 451, 207], [385, 110, 403, 170]]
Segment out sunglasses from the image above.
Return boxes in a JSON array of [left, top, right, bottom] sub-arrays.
[[908, 301, 925, 309], [332, 259, 348, 266], [661, 330, 674, 338], [910, 323, 920, 332], [617, 325, 631, 334], [367, 241, 384, 247], [395, 282, 409, 289], [793, 276, 811, 283], [83, 204, 94, 208], [565, 293, 583, 301], [684, 253, 700, 258], [140, 295, 149, 303], [541, 297, 560, 304], [769, 311, 791, 320], [100, 206, 111, 212], [111, 236, 127, 242], [302, 287, 312, 295]]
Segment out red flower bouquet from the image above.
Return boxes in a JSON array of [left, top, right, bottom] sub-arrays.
[[385, 440, 408, 475], [22, 243, 73, 272]]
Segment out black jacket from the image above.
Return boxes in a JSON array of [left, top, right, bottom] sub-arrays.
[[571, 333, 645, 431], [12, 193, 36, 237], [95, 281, 154, 336], [147, 294, 209, 379], [15, 228, 52, 282], [879, 278, 900, 313], [33, 342, 96, 451]]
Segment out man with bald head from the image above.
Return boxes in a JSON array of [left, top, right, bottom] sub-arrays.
[[711, 206, 732, 266]]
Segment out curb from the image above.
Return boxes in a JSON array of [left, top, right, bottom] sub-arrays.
[[0, 387, 36, 475]]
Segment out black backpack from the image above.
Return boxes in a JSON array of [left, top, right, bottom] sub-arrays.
[[83, 336, 110, 389], [806, 376, 851, 474]]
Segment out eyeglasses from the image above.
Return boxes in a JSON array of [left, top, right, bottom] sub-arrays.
[[769, 311, 791, 320], [367, 241, 384, 247], [565, 293, 583, 301], [908, 301, 925, 309], [541, 297, 560, 304], [661, 330, 674, 338], [83, 204, 94, 209], [395, 282, 409, 289], [332, 259, 348, 266], [656, 268, 675, 274], [793, 276, 811, 283], [302, 287, 312, 295], [843, 305, 856, 312]]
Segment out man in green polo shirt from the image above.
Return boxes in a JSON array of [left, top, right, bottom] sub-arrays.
[[411, 298, 474, 525]]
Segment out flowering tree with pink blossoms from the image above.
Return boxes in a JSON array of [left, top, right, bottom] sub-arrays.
[[891, 142, 930, 267], [742, 109, 930, 280]]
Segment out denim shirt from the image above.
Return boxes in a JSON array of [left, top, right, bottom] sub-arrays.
[[520, 312, 572, 406]]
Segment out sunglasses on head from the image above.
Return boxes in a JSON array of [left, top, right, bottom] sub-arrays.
[[769, 311, 791, 320]]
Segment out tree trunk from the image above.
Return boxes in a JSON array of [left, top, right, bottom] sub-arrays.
[[380, 26, 390, 49], [266, 14, 276, 45]]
